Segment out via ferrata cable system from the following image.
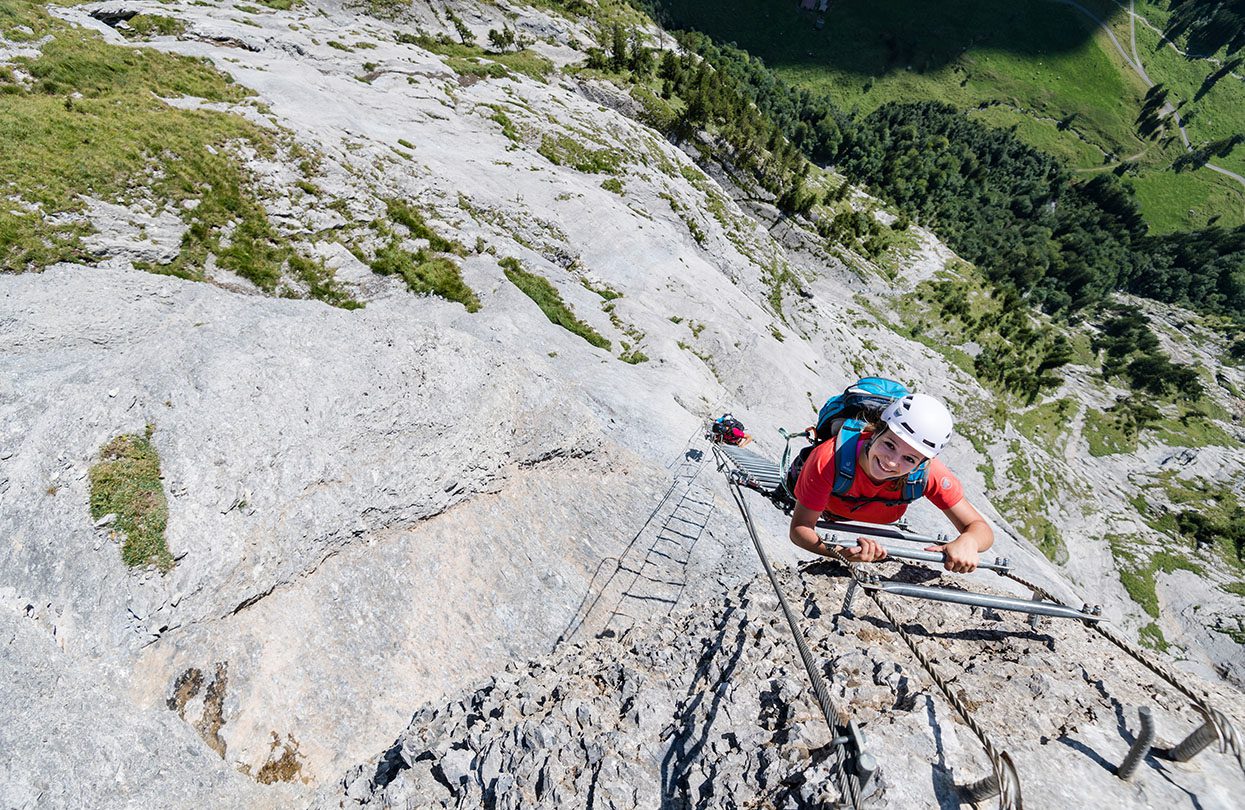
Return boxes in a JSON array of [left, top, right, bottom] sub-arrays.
[[723, 470, 876, 808], [711, 433, 1245, 809], [815, 513, 1245, 778]]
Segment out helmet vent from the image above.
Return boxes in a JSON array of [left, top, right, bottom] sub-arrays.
[[882, 393, 953, 458]]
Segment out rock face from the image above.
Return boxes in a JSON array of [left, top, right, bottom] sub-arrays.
[[2, 0, 1244, 807], [319, 563, 1245, 809], [0, 264, 675, 787], [0, 602, 300, 809]]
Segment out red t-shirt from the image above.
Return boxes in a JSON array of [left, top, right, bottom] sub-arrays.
[[794, 431, 963, 524]]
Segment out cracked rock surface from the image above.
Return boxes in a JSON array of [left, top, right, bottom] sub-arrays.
[[3, 0, 1245, 806], [322, 563, 1245, 809]]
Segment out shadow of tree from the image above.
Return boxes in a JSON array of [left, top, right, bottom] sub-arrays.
[[644, 0, 1122, 80]]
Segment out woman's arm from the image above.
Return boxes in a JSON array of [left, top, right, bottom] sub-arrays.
[[789, 502, 886, 561], [928, 497, 994, 573]]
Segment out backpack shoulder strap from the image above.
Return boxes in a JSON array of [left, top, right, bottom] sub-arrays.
[[902, 462, 930, 503], [831, 419, 865, 497], [833, 425, 929, 508]]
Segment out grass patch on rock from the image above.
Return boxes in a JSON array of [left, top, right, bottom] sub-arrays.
[[385, 198, 464, 254], [287, 254, 363, 310], [1083, 405, 1139, 456], [489, 49, 554, 81], [89, 425, 173, 572], [1133, 472, 1245, 573], [620, 347, 649, 364], [0, 0, 358, 307], [365, 200, 478, 310], [370, 243, 479, 311], [763, 257, 798, 321], [1150, 408, 1241, 450], [446, 55, 508, 80], [500, 257, 611, 350], [487, 106, 522, 144], [958, 423, 997, 491], [527, 0, 649, 29], [1012, 398, 1075, 446], [1000, 441, 1069, 563], [538, 132, 625, 174], [1213, 618, 1245, 645], [581, 278, 622, 300], [123, 14, 185, 39], [1138, 622, 1169, 651], [0, 0, 253, 271], [410, 35, 552, 81], [1107, 533, 1205, 618], [603, 298, 648, 360]]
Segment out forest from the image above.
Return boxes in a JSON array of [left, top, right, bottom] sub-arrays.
[[1166, 0, 1245, 58], [667, 32, 1245, 320]]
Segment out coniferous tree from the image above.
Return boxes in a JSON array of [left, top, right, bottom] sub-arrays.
[[610, 25, 628, 71]]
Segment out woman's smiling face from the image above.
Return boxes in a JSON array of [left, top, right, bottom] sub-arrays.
[[864, 429, 925, 481]]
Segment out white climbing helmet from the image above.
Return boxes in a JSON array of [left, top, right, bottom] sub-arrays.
[[881, 393, 954, 458]]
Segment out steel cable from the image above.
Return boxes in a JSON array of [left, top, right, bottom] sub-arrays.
[[722, 466, 865, 807], [857, 573, 1024, 810], [1002, 568, 1245, 776]]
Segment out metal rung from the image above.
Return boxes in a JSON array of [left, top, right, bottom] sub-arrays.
[[715, 447, 785, 491], [823, 536, 1011, 573], [958, 772, 1000, 803], [1158, 715, 1220, 763], [866, 581, 1102, 622], [818, 519, 943, 546], [841, 580, 859, 618], [847, 720, 876, 793], [719, 446, 781, 469]]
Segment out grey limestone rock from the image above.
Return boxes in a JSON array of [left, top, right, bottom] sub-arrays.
[[320, 564, 1245, 809], [3, 0, 1245, 807]]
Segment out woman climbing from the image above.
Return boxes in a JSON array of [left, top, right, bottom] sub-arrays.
[[709, 413, 753, 447], [787, 392, 994, 573]]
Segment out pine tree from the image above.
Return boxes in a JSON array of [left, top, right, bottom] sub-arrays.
[[610, 26, 627, 71]]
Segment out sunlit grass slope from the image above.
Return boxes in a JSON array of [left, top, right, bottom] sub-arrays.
[[651, 0, 1244, 230]]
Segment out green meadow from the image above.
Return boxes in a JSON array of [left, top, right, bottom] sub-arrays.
[[651, 0, 1245, 230]]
